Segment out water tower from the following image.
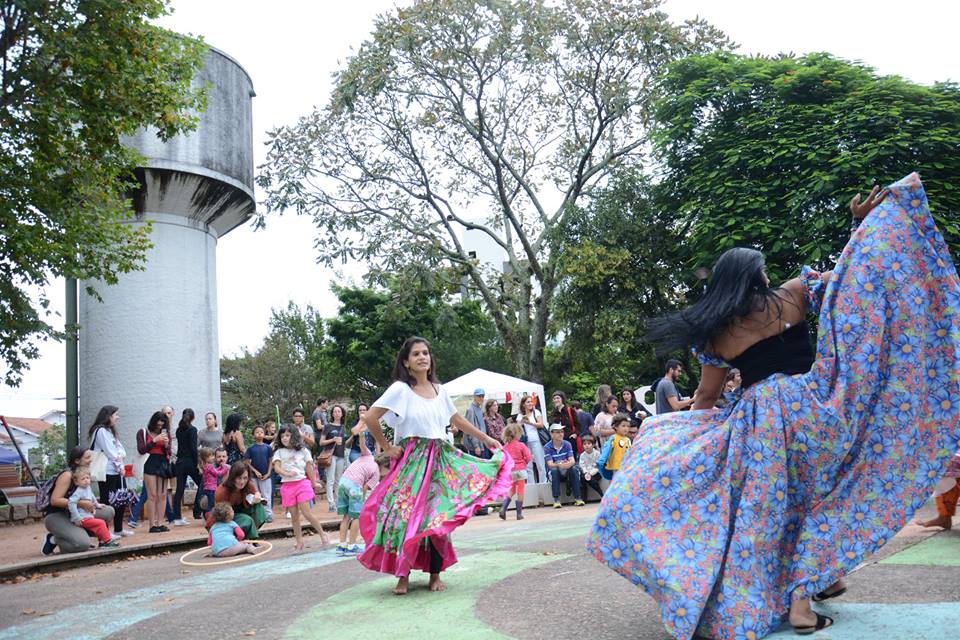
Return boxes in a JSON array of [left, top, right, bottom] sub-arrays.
[[78, 47, 255, 453]]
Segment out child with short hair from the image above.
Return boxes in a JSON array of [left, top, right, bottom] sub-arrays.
[[244, 425, 274, 523], [208, 502, 259, 557], [579, 435, 603, 500], [199, 447, 229, 514], [263, 419, 277, 444], [68, 467, 119, 548], [272, 425, 331, 554], [499, 423, 532, 520], [336, 441, 392, 555], [598, 413, 632, 480]]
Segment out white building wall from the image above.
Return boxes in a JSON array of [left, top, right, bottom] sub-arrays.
[[79, 214, 220, 457]]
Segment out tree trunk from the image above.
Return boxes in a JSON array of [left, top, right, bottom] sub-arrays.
[[528, 274, 555, 384]]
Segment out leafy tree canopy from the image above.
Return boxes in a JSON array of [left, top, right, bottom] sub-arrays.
[[650, 51, 960, 282], [35, 422, 66, 478], [221, 275, 507, 421], [258, 0, 729, 381], [0, 0, 207, 385], [547, 169, 694, 398]]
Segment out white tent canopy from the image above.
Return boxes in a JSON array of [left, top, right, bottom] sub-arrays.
[[444, 368, 545, 410]]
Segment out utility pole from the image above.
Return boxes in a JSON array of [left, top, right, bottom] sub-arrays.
[[66, 278, 79, 452]]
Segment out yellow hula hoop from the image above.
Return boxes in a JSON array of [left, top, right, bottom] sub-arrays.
[[178, 540, 273, 567]]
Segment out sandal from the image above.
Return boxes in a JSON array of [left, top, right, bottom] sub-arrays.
[[812, 586, 847, 602], [792, 613, 833, 636]]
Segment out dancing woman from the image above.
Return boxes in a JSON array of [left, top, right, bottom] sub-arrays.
[[359, 336, 512, 595], [588, 173, 960, 639]]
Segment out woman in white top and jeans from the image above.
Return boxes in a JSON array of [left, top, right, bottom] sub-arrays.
[[89, 405, 130, 537], [359, 336, 511, 595], [515, 395, 547, 485]]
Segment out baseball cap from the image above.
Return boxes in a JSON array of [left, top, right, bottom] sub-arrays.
[[474, 388, 485, 396], [549, 423, 564, 431]]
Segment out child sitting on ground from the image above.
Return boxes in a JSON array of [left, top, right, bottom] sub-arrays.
[[598, 413, 632, 480], [199, 447, 229, 514], [499, 423, 532, 520], [68, 467, 119, 548], [336, 438, 392, 555], [579, 435, 603, 500], [208, 502, 259, 557]]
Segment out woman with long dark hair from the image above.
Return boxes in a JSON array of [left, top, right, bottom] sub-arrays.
[[359, 336, 511, 595], [172, 408, 202, 525], [619, 387, 649, 430], [42, 446, 116, 555], [223, 412, 246, 465], [88, 405, 130, 538], [588, 175, 960, 639], [137, 411, 171, 533], [206, 460, 266, 540], [550, 391, 582, 456]]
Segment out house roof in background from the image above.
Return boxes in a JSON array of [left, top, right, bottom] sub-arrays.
[[1, 417, 54, 436]]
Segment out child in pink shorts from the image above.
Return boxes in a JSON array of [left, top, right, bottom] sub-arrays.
[[272, 425, 331, 554]]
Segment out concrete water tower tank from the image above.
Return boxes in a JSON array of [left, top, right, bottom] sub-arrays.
[[79, 47, 255, 452]]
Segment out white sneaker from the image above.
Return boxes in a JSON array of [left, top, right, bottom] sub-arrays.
[[118, 530, 135, 537], [173, 518, 190, 526]]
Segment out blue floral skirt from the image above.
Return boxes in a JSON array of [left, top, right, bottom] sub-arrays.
[[587, 173, 960, 640]]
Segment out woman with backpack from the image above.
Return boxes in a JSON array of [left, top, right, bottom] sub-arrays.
[[41, 446, 116, 555]]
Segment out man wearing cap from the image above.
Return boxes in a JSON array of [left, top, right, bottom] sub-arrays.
[[543, 423, 584, 509], [463, 388, 490, 458], [463, 388, 491, 515]]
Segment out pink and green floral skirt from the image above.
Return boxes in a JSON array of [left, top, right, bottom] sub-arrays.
[[359, 437, 512, 576]]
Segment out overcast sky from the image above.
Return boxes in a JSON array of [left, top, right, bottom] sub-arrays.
[[2, 0, 958, 418]]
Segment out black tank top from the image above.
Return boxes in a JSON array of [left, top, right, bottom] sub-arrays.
[[727, 321, 816, 389]]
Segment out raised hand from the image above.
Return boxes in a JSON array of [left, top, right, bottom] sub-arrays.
[[850, 184, 888, 220]]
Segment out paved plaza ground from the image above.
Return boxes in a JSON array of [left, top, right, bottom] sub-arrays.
[[0, 502, 958, 640]]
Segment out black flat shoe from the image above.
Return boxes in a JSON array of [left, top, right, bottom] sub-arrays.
[[812, 586, 847, 602], [792, 613, 833, 636], [158, 525, 170, 532], [149, 526, 162, 533]]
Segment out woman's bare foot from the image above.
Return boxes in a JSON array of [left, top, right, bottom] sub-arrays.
[[788, 598, 819, 629], [292, 542, 305, 555], [918, 514, 952, 529], [393, 576, 409, 595], [429, 573, 447, 592]]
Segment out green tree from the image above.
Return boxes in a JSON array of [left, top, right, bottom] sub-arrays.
[[221, 303, 328, 423], [35, 423, 67, 478], [221, 277, 508, 417], [324, 274, 508, 400], [258, 0, 729, 381], [650, 52, 960, 281], [547, 170, 694, 398], [0, 0, 207, 385]]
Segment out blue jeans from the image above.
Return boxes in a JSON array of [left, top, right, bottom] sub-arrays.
[[549, 466, 582, 501], [197, 489, 216, 515], [129, 486, 175, 523]]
